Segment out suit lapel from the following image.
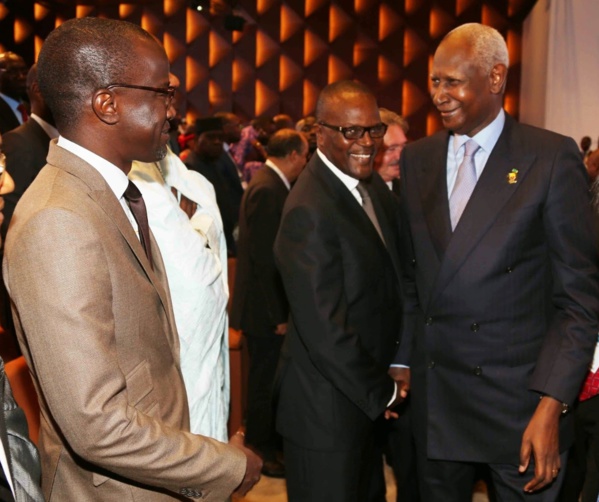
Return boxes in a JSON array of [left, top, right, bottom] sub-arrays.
[[416, 132, 453, 261], [312, 157, 388, 255], [432, 116, 536, 301], [46, 143, 175, 347]]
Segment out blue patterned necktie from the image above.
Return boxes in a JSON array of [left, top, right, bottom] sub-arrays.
[[449, 139, 480, 231]]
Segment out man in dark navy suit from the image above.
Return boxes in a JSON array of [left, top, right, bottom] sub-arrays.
[[396, 22, 599, 501]]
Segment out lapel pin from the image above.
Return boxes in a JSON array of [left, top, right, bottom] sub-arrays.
[[507, 168, 518, 184]]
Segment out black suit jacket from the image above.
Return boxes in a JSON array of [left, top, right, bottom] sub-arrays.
[[230, 165, 288, 336], [1, 119, 51, 239], [0, 97, 20, 135], [274, 153, 403, 452], [398, 113, 599, 463], [217, 151, 244, 226]]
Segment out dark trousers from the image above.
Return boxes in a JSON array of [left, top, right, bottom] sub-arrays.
[[559, 395, 599, 502], [416, 450, 568, 502], [245, 333, 284, 459], [284, 433, 378, 502], [369, 403, 420, 502]]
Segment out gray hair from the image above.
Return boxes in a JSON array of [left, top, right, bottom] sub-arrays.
[[444, 23, 509, 74], [379, 108, 409, 134]]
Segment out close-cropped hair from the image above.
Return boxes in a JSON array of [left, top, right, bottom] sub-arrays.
[[37, 17, 157, 131], [315, 80, 375, 121]]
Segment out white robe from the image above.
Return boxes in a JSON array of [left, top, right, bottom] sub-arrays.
[[130, 150, 230, 441]]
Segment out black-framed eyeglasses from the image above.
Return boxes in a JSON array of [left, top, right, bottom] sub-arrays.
[[106, 83, 176, 107], [319, 122, 387, 140]]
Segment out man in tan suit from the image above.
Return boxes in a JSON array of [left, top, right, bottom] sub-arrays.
[[2, 17, 261, 501]]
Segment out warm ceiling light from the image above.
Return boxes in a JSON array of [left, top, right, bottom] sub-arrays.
[[190, 0, 210, 12]]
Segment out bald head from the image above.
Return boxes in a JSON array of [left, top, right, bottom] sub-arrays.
[[315, 80, 377, 122]]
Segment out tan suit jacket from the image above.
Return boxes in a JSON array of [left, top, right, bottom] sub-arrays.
[[3, 142, 246, 501]]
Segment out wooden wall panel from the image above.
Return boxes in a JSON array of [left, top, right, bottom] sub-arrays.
[[0, 0, 535, 139]]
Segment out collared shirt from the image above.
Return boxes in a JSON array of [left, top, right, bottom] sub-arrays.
[[265, 158, 291, 191], [446, 109, 505, 196], [317, 149, 363, 204], [56, 136, 140, 237], [30, 113, 59, 140], [0, 93, 23, 125]]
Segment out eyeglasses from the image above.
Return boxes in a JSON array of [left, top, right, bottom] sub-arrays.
[[106, 83, 176, 108], [319, 122, 387, 140]]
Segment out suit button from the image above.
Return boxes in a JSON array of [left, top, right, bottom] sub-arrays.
[[412, 258, 417, 266], [395, 339, 400, 345], [473, 366, 482, 376], [471, 322, 480, 332], [425, 317, 433, 325], [428, 361, 435, 369], [506, 266, 513, 273]]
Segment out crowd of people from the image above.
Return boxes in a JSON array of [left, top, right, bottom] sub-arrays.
[[0, 16, 597, 502]]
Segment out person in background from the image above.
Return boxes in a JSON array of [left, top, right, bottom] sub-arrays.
[[581, 136, 592, 164], [295, 115, 317, 159], [273, 114, 294, 131], [185, 117, 237, 255], [373, 108, 408, 200], [1, 64, 58, 241], [0, 53, 29, 135], [231, 129, 309, 479]]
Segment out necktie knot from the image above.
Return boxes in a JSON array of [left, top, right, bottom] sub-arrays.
[[123, 180, 153, 269], [356, 182, 370, 205], [463, 138, 480, 158]]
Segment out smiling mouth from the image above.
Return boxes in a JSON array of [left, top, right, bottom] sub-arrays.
[[350, 153, 373, 161]]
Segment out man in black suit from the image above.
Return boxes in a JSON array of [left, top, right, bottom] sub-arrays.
[[230, 128, 308, 478], [2, 64, 57, 240], [273, 80, 405, 501], [214, 112, 245, 226], [396, 23, 599, 501], [0, 53, 29, 135]]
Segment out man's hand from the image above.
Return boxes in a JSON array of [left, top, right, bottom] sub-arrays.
[[229, 432, 263, 496], [519, 395, 562, 493], [274, 323, 287, 336], [384, 367, 410, 419]]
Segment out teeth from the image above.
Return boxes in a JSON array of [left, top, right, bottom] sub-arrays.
[[351, 154, 371, 159]]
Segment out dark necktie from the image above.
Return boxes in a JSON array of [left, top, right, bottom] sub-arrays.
[[123, 181, 153, 269], [356, 182, 386, 245], [16, 103, 28, 123]]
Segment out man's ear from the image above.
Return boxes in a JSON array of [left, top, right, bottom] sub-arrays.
[[489, 64, 508, 94], [92, 90, 119, 125]]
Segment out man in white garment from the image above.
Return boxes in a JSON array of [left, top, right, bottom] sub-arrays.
[[130, 144, 231, 441]]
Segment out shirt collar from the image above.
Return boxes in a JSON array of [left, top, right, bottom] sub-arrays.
[[265, 158, 291, 190], [317, 148, 359, 192], [30, 113, 59, 140], [452, 108, 505, 155], [56, 136, 130, 200]]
